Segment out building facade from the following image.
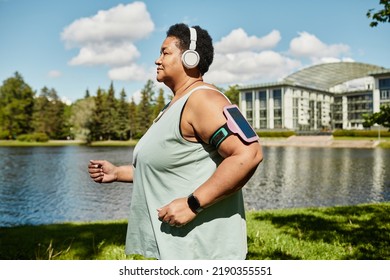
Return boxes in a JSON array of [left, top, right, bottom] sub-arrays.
[[238, 62, 390, 131]]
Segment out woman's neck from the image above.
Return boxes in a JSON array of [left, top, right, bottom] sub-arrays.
[[173, 77, 203, 97]]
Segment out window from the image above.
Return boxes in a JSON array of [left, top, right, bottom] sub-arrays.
[[259, 91, 267, 108], [245, 92, 253, 109], [379, 78, 390, 89], [259, 91, 267, 129], [273, 89, 282, 108], [381, 90, 390, 100], [273, 89, 282, 128], [293, 98, 299, 129], [347, 93, 373, 123], [244, 92, 253, 123]]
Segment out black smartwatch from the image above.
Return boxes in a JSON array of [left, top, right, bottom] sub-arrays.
[[187, 193, 203, 214]]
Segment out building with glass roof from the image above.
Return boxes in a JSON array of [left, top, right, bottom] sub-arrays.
[[238, 62, 390, 131]]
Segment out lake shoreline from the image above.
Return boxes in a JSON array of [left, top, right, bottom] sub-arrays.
[[1, 136, 389, 148], [260, 135, 384, 148]]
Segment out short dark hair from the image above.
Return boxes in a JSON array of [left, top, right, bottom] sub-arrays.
[[166, 23, 214, 75]]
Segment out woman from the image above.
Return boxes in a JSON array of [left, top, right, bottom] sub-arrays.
[[88, 23, 263, 259]]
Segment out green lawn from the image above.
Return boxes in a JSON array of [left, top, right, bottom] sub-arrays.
[[1, 202, 388, 260], [0, 140, 137, 147]]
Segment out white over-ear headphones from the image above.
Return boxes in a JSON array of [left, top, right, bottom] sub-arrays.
[[181, 27, 200, 69]]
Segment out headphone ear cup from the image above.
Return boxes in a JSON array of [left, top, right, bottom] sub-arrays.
[[182, 50, 200, 69]]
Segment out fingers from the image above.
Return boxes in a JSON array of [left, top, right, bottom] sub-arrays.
[[89, 160, 104, 169], [157, 207, 185, 227], [90, 172, 104, 182], [157, 208, 174, 225], [88, 160, 104, 183]]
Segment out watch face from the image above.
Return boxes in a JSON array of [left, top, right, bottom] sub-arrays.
[[188, 194, 202, 213]]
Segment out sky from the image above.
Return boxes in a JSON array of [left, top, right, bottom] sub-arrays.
[[0, 0, 389, 104]]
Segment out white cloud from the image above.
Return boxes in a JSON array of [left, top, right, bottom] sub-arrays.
[[108, 64, 154, 81], [207, 29, 300, 85], [61, 2, 154, 81], [207, 29, 354, 86], [314, 56, 355, 65], [289, 32, 350, 61], [215, 29, 281, 54], [47, 70, 62, 78], [61, 2, 154, 47], [207, 50, 301, 85], [129, 89, 141, 104], [69, 42, 140, 66], [61, 96, 72, 105]]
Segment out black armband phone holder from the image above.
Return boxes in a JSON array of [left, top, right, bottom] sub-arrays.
[[209, 123, 232, 148]]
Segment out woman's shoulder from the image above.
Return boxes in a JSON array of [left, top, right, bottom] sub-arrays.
[[189, 83, 230, 107]]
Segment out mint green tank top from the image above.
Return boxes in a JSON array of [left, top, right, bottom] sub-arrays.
[[125, 86, 247, 260]]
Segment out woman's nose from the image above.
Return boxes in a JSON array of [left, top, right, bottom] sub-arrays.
[[155, 54, 162, 65]]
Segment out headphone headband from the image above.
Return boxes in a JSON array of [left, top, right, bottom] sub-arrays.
[[189, 27, 197, 51]]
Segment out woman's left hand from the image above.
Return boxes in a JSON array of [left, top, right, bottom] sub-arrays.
[[157, 198, 197, 227]]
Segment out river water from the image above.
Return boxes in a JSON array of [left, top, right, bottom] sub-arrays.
[[0, 146, 389, 227]]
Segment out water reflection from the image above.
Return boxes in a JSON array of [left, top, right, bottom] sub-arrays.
[[244, 147, 390, 210], [0, 146, 389, 227], [0, 146, 134, 227]]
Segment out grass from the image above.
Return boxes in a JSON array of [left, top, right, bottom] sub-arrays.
[[333, 136, 390, 141], [87, 140, 138, 147], [332, 137, 390, 148], [0, 139, 137, 147], [246, 203, 390, 260], [1, 202, 389, 260], [1, 138, 390, 148], [378, 141, 390, 148], [0, 140, 85, 147]]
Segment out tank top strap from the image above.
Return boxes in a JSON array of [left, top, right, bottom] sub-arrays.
[[182, 85, 231, 103]]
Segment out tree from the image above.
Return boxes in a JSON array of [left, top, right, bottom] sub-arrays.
[[32, 87, 50, 135], [223, 84, 240, 105], [117, 88, 130, 140], [363, 105, 390, 130], [70, 97, 95, 141], [32, 87, 68, 139], [101, 82, 118, 140], [0, 72, 35, 139], [367, 0, 390, 27], [84, 88, 90, 98], [88, 87, 105, 141], [153, 88, 166, 120], [129, 97, 137, 139], [375, 105, 390, 129], [137, 80, 155, 136]]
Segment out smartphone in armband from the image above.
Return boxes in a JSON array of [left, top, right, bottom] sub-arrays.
[[209, 104, 258, 148], [224, 104, 258, 143]]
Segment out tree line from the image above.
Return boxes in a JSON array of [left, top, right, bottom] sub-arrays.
[[0, 72, 240, 142]]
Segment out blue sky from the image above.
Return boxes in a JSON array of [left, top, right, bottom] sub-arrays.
[[0, 0, 389, 104]]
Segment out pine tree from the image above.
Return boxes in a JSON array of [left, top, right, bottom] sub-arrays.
[[32, 87, 67, 139], [129, 97, 137, 139], [101, 82, 117, 140], [153, 88, 166, 120], [117, 88, 130, 140], [84, 88, 90, 98], [137, 80, 155, 136], [88, 88, 105, 141]]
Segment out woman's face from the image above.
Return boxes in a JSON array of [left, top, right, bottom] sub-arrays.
[[155, 36, 184, 85]]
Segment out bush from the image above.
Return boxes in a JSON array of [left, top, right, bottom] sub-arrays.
[[0, 130, 10, 140], [17, 133, 49, 142], [333, 129, 390, 137], [257, 130, 295, 137]]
